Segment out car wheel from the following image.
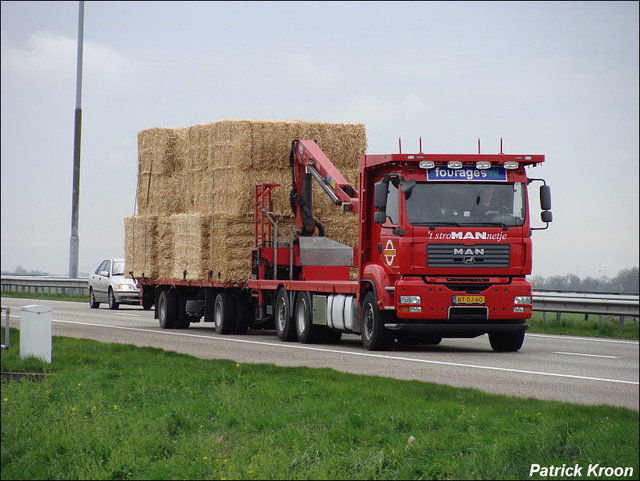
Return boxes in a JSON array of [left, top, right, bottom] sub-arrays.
[[108, 288, 119, 310], [89, 288, 100, 309]]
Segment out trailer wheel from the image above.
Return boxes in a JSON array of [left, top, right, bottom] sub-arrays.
[[274, 287, 296, 341], [214, 292, 237, 334], [295, 292, 322, 344], [360, 291, 395, 351], [234, 295, 249, 335], [489, 331, 525, 352], [158, 289, 177, 329]]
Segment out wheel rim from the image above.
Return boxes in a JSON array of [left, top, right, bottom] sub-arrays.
[[295, 297, 306, 334], [159, 295, 166, 325], [214, 299, 222, 330], [363, 304, 374, 341], [276, 297, 287, 333]]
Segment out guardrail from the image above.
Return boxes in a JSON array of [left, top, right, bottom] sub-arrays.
[[1, 276, 638, 325], [1, 275, 88, 297]]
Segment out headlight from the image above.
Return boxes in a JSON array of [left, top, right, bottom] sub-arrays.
[[117, 284, 135, 291], [400, 296, 421, 304], [475, 161, 491, 169], [514, 296, 532, 305], [447, 161, 463, 169]]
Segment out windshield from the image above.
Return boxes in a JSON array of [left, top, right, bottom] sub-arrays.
[[113, 260, 125, 276], [405, 182, 526, 227]]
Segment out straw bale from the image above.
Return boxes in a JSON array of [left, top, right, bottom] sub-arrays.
[[137, 172, 187, 215], [123, 215, 160, 279], [138, 127, 188, 175], [171, 214, 213, 281], [211, 214, 256, 283]]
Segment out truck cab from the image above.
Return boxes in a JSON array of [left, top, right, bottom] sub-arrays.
[[358, 152, 552, 351]]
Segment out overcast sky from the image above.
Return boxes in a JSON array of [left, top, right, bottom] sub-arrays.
[[1, 1, 638, 278]]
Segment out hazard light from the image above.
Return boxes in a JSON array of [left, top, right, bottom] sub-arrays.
[[475, 161, 491, 170], [447, 161, 463, 169]]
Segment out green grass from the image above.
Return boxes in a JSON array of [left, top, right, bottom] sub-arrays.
[[0, 291, 89, 303], [528, 312, 639, 340], [1, 329, 638, 480]]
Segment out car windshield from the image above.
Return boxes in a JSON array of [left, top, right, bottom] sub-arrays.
[[405, 182, 526, 227], [112, 261, 125, 276]]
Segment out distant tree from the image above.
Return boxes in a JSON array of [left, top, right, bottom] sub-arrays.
[[610, 267, 639, 294]]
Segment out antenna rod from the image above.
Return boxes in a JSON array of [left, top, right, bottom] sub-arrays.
[[398, 137, 402, 154], [419, 136, 423, 153], [477, 138, 481, 154]]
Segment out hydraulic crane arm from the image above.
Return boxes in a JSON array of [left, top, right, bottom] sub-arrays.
[[290, 138, 360, 213]]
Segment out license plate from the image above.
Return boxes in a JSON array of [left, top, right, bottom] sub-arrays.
[[453, 295, 485, 304]]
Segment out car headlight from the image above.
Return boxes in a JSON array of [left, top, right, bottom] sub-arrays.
[[117, 284, 135, 291]]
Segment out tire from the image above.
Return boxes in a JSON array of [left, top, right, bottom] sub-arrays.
[[108, 288, 119, 310], [142, 298, 153, 310], [158, 289, 177, 329], [234, 295, 250, 335], [214, 292, 236, 334], [489, 331, 525, 352], [175, 292, 191, 329], [295, 292, 323, 344], [274, 287, 296, 342], [89, 288, 100, 309], [360, 291, 395, 351]]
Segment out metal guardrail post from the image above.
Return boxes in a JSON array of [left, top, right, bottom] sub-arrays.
[[1, 305, 10, 349]]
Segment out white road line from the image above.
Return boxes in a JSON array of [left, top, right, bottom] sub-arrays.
[[553, 351, 619, 359], [527, 333, 639, 345], [52, 319, 639, 386]]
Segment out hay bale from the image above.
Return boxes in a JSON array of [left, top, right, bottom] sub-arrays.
[[171, 214, 213, 281], [124, 215, 160, 279], [129, 119, 366, 283]]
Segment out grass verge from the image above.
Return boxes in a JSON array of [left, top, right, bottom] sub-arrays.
[[1, 329, 638, 480]]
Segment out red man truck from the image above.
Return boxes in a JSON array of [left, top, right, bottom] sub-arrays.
[[141, 139, 552, 352]]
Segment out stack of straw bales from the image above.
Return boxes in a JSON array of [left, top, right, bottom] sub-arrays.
[[124, 119, 366, 283]]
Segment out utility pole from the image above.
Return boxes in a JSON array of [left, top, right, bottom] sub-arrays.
[[69, 1, 84, 279]]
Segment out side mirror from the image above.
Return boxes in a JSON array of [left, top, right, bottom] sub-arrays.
[[400, 179, 416, 194], [540, 185, 552, 211], [374, 180, 388, 210], [374, 211, 387, 224], [541, 210, 553, 223], [100, 271, 109, 277]]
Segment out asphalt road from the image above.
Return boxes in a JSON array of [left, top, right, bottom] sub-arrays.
[[2, 297, 638, 411]]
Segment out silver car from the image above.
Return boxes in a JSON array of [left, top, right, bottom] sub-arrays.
[[88, 258, 140, 309]]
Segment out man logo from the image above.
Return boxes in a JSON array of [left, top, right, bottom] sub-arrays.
[[454, 248, 485, 256]]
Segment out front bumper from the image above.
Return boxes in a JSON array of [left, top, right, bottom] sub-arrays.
[[389, 276, 533, 325], [114, 290, 141, 305]]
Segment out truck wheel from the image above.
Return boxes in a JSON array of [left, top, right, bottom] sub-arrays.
[[360, 291, 395, 351], [234, 295, 249, 335], [158, 289, 177, 329], [108, 288, 119, 310], [489, 331, 525, 352], [89, 288, 100, 309], [214, 292, 236, 334], [274, 287, 296, 341], [295, 292, 322, 344]]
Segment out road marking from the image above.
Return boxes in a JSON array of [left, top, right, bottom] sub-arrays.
[[527, 333, 638, 345], [51, 319, 639, 386], [553, 351, 618, 359]]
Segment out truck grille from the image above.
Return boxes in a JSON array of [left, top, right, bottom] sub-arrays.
[[427, 244, 510, 268]]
